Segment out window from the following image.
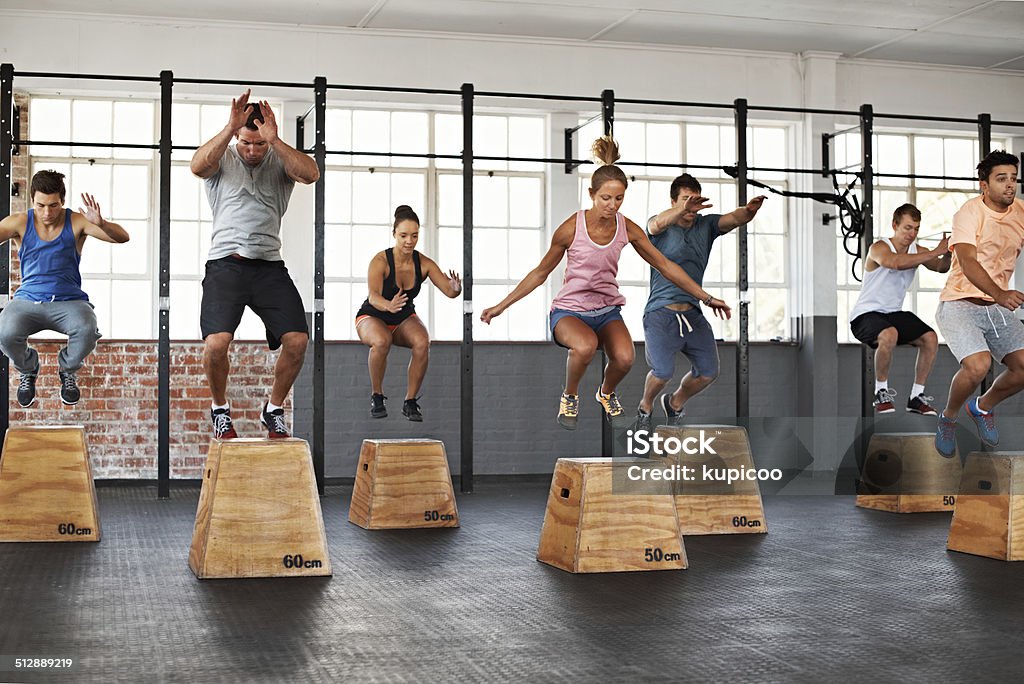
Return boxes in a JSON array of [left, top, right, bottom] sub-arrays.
[[574, 118, 791, 342], [835, 131, 1001, 343], [323, 110, 547, 342], [29, 97, 156, 339]]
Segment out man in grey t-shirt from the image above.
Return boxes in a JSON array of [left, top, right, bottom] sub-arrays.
[[190, 89, 320, 440]]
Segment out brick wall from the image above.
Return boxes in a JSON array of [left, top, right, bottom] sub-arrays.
[[8, 341, 290, 478]]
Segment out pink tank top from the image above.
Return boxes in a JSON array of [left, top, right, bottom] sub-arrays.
[[550, 210, 629, 312]]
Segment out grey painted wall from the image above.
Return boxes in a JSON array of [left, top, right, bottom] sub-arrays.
[[293, 338, 1024, 480]]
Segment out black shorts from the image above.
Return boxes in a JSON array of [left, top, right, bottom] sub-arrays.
[[850, 311, 933, 348], [200, 256, 309, 350]]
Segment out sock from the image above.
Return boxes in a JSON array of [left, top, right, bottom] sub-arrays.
[[211, 402, 229, 412], [875, 380, 888, 394], [974, 398, 991, 415], [911, 383, 925, 399], [266, 400, 283, 413]]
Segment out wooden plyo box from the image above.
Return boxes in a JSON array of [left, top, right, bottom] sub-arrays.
[[652, 425, 767, 535], [0, 425, 100, 542], [856, 432, 962, 513], [349, 439, 459, 530], [536, 458, 687, 573], [947, 451, 1024, 561], [189, 438, 332, 579]]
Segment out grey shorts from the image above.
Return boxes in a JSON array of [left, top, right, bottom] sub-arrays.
[[936, 299, 1024, 363]]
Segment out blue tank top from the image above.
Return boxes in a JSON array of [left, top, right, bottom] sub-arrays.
[[15, 209, 89, 302]]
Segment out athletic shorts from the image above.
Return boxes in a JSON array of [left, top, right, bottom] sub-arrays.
[[200, 256, 309, 350], [549, 306, 623, 349], [936, 299, 1024, 363], [850, 310, 932, 348], [642, 306, 720, 381]]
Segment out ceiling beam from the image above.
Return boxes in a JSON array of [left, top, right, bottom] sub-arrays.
[[851, 1, 1001, 58], [356, 0, 389, 29], [587, 9, 639, 42]]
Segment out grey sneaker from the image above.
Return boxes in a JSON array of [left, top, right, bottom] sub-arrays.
[[635, 407, 653, 432], [660, 393, 684, 426], [59, 370, 80, 405], [17, 373, 36, 408]]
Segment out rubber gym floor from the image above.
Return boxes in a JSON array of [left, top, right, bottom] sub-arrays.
[[0, 482, 1018, 683]]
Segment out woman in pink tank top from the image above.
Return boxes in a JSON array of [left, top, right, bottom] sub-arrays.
[[481, 137, 731, 431]]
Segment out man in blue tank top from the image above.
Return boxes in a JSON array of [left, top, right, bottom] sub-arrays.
[[0, 170, 130, 407], [191, 90, 319, 439], [636, 174, 765, 431]]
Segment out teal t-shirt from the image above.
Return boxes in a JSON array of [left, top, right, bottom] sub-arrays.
[[644, 213, 721, 313]]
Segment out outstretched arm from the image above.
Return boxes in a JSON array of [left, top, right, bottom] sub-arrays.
[[254, 100, 320, 185], [628, 220, 731, 319], [77, 194, 129, 244], [190, 89, 251, 179], [718, 195, 766, 233], [648, 194, 712, 236], [422, 256, 462, 298], [480, 218, 573, 323]]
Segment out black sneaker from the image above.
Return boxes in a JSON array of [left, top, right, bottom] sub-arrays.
[[907, 394, 938, 416], [16, 373, 36, 408], [402, 397, 423, 422], [370, 393, 388, 419], [211, 407, 238, 439], [260, 402, 290, 438], [635, 407, 653, 432], [59, 370, 80, 405], [873, 388, 897, 414], [660, 393, 684, 426]]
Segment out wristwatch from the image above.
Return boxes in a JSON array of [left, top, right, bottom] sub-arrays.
[[703, 294, 714, 306]]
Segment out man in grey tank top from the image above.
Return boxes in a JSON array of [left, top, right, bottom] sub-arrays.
[[191, 90, 319, 439], [848, 204, 949, 415]]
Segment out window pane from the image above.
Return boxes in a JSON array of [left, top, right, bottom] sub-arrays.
[[80, 240, 112, 275], [30, 98, 71, 158], [171, 165, 200, 221], [171, 103, 200, 162], [753, 234, 785, 283], [753, 287, 786, 339], [324, 224, 352, 278], [390, 112, 429, 168], [352, 110, 390, 168], [111, 220, 149, 275], [434, 114, 461, 170], [507, 228, 542, 279], [646, 123, 680, 167], [914, 137, 944, 189], [72, 101, 113, 159], [110, 280, 152, 338], [752, 127, 786, 182], [508, 177, 542, 228], [69, 162, 112, 215], [325, 282, 353, 340], [170, 280, 201, 339], [171, 221, 202, 276], [473, 175, 509, 227], [944, 138, 976, 190], [438, 174, 462, 226], [508, 117, 544, 173], [474, 116, 508, 172], [113, 101, 155, 160], [325, 109, 352, 165], [324, 170, 351, 223], [351, 172, 390, 224], [474, 229, 509, 280], [82, 279, 111, 337], [876, 135, 909, 188], [390, 173, 425, 219], [111, 165, 150, 219]]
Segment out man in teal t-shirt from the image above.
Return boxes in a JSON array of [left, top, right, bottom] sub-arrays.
[[636, 173, 765, 429]]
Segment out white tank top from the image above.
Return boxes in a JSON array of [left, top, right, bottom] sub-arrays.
[[849, 238, 918, 322]]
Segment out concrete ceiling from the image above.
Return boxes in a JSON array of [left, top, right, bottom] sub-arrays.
[[6, 0, 1024, 70]]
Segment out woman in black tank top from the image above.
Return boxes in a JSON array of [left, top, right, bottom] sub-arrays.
[[355, 205, 462, 421]]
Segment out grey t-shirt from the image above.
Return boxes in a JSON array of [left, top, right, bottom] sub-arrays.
[[204, 144, 295, 261]]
